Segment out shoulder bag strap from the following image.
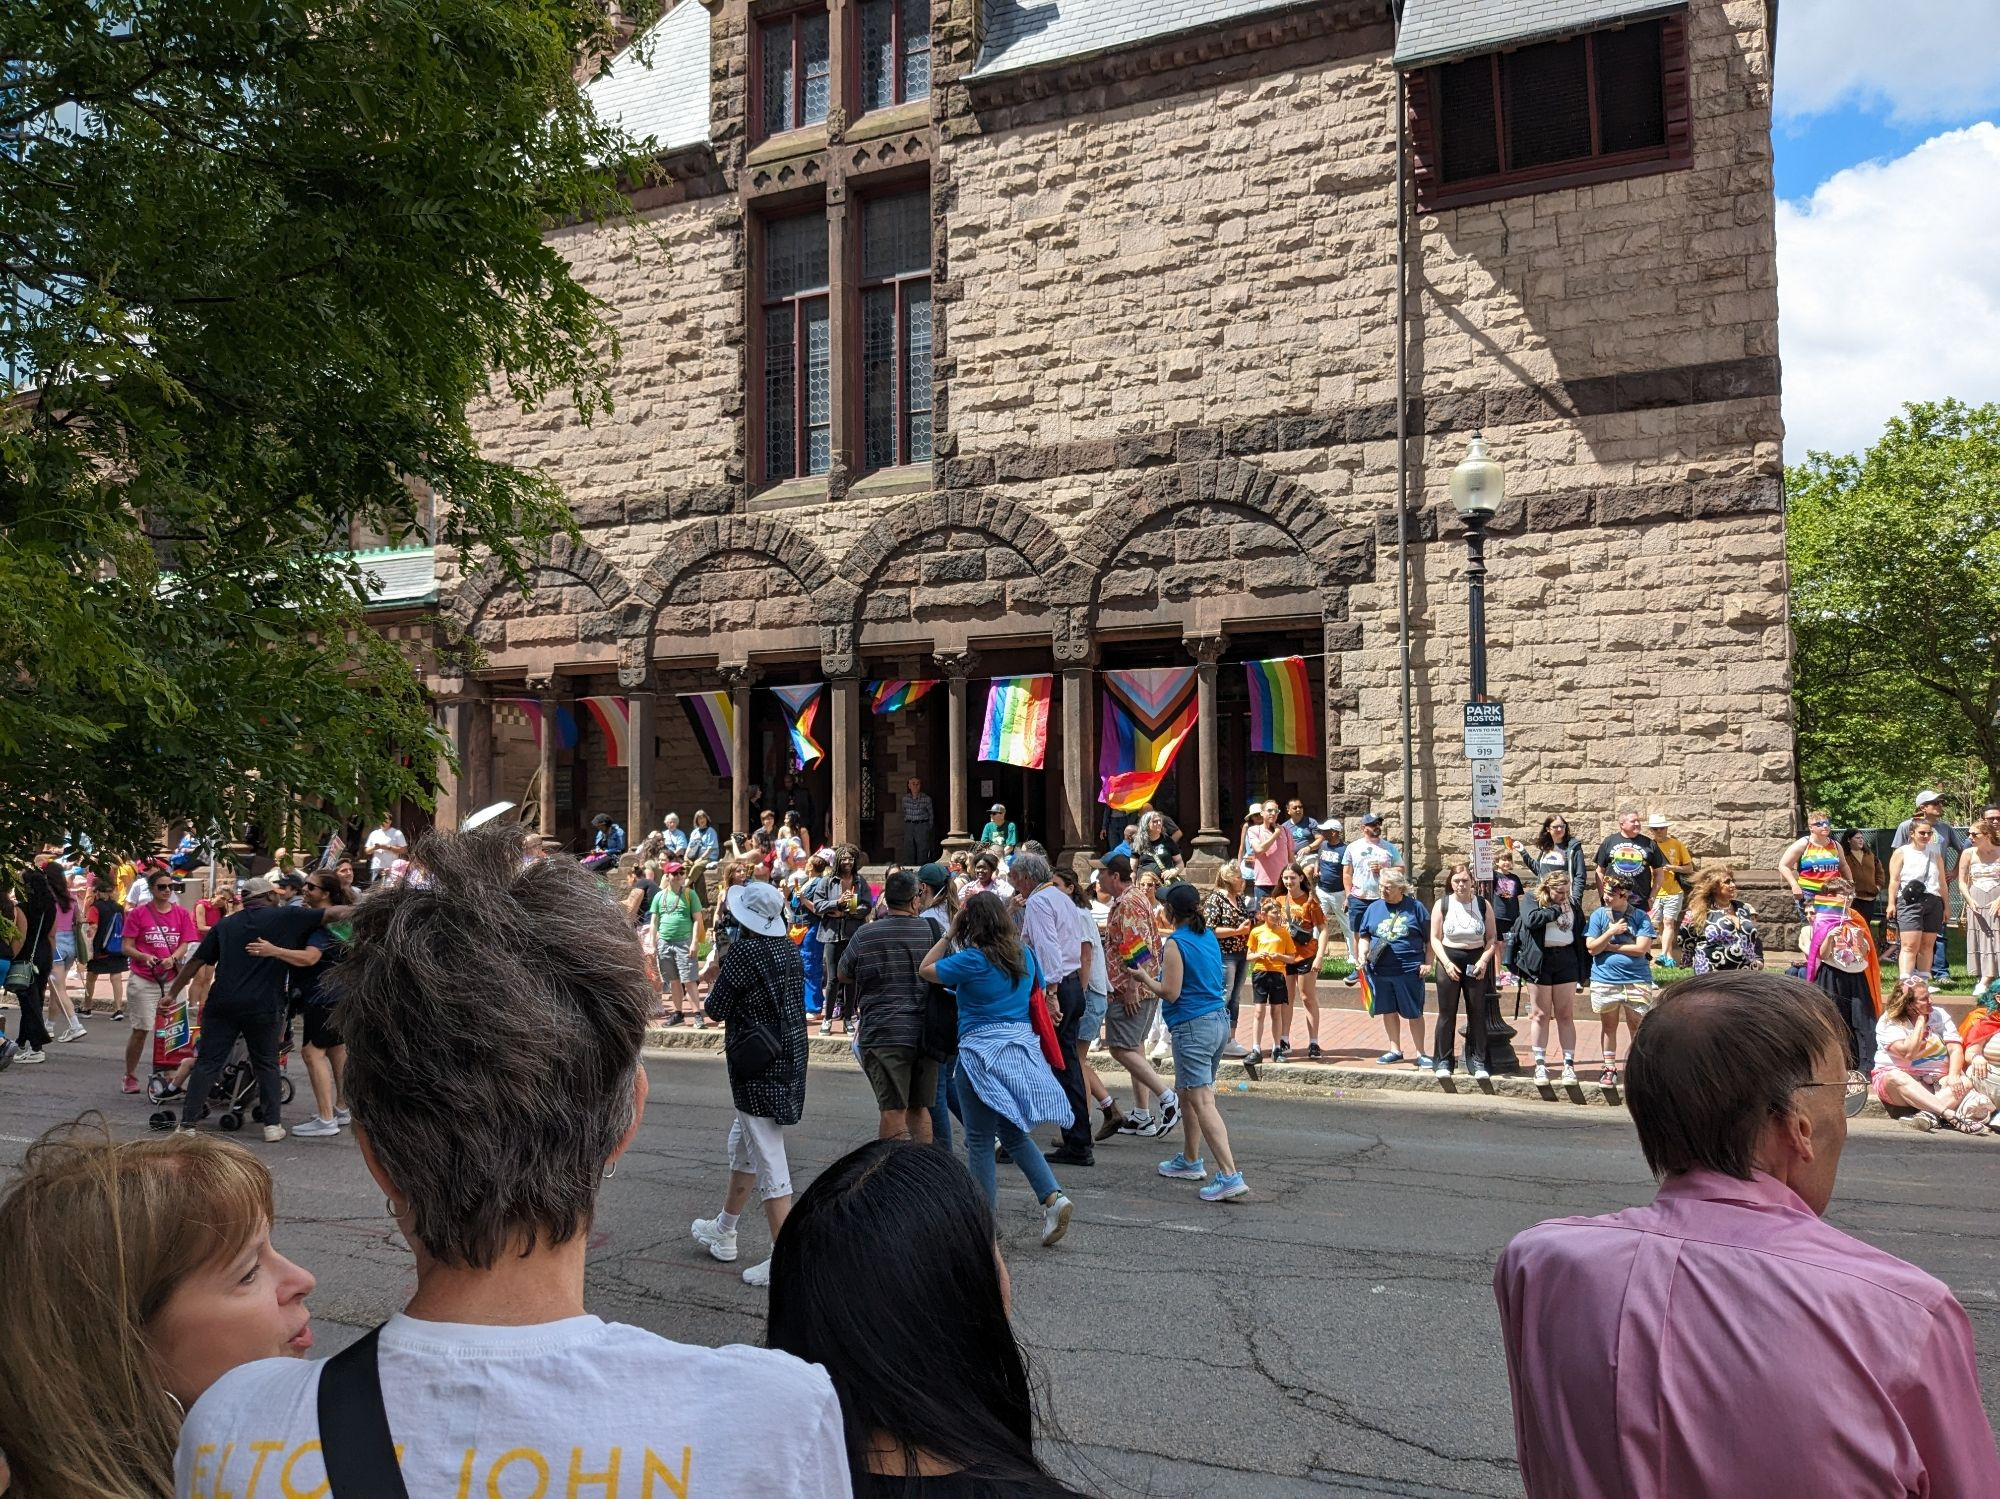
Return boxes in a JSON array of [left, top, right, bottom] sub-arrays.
[[316, 1326, 412, 1499]]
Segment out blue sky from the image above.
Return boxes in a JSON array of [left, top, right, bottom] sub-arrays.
[[1771, 3, 2000, 457]]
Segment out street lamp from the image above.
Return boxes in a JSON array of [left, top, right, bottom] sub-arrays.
[[1448, 431, 1515, 1074], [1448, 431, 1504, 701]]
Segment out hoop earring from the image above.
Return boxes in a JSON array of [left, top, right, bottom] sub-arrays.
[[604, 1160, 618, 1181], [385, 1196, 404, 1217]]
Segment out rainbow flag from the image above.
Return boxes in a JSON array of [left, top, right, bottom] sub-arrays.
[[770, 684, 826, 769], [678, 692, 734, 779], [979, 675, 1052, 769], [868, 679, 939, 715], [1245, 657, 1313, 756], [578, 696, 631, 769], [1098, 692, 1197, 812], [1357, 965, 1383, 1017], [1116, 928, 1155, 973], [497, 698, 578, 752]]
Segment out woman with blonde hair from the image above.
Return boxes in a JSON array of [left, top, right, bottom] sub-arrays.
[[1956, 813, 2000, 1004], [1873, 976, 1988, 1134], [1681, 866, 1763, 973], [1508, 870, 1588, 1085], [1885, 823, 1947, 979], [0, 1124, 314, 1499]]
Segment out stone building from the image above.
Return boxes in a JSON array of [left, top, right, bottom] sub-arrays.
[[431, 0, 1794, 876]]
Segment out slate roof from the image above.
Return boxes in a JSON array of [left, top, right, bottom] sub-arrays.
[[1394, 0, 1684, 68], [972, 0, 1317, 78], [582, 0, 712, 152], [354, 548, 438, 611]]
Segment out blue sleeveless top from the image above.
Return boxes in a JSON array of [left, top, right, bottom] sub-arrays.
[[1164, 925, 1227, 1027]]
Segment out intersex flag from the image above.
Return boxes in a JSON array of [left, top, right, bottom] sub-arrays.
[[868, 679, 939, 714], [678, 692, 735, 779], [770, 684, 826, 769], [978, 676, 1052, 769], [579, 696, 631, 769], [1245, 656, 1313, 756]]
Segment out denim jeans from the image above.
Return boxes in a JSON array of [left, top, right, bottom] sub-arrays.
[[1221, 951, 1247, 1032], [1052, 971, 1090, 1156], [955, 1063, 1059, 1207], [801, 935, 825, 1014], [929, 1055, 963, 1151]]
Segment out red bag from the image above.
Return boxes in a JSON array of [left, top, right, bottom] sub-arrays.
[[1026, 955, 1065, 1071]]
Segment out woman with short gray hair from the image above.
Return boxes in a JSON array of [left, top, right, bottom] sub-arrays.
[[175, 828, 849, 1496]]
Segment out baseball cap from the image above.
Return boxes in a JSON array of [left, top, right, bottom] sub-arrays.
[[989, 803, 1006, 815], [1160, 882, 1202, 921], [1317, 818, 1343, 832], [275, 870, 306, 890], [239, 876, 276, 899], [662, 860, 685, 874], [1098, 853, 1134, 879], [1915, 789, 1944, 810], [916, 861, 951, 892], [1646, 814, 1669, 829], [1361, 812, 1383, 827]]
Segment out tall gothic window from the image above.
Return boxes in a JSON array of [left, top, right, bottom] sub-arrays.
[[759, 7, 831, 138], [762, 213, 831, 479], [858, 0, 931, 112], [859, 190, 932, 470]]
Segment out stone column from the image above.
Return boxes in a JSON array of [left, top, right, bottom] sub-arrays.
[[831, 676, 862, 848], [467, 687, 495, 812], [1186, 633, 1229, 863], [719, 663, 759, 846], [935, 649, 979, 853], [1058, 663, 1094, 864], [531, 676, 565, 841], [433, 690, 476, 831], [625, 688, 658, 850]]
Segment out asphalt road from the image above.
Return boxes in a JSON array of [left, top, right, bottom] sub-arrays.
[[3, 1031, 1998, 1497]]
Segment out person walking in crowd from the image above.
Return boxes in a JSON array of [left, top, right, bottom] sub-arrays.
[[1681, 867, 1763, 973], [1013, 852, 1092, 1168], [968, 850, 1012, 901], [1430, 862, 1497, 1082], [166, 876, 349, 1142], [1340, 813, 1400, 985], [581, 811, 626, 873], [1895, 789, 1966, 984], [913, 862, 962, 1149], [42, 863, 85, 1041], [1099, 854, 1183, 1136], [920, 893, 1076, 1246], [977, 803, 1019, 855], [121, 868, 200, 1095], [1050, 866, 1121, 1139], [702, 857, 753, 990], [767, 1141, 1091, 1499], [243, 871, 351, 1138], [1281, 797, 1316, 853], [651, 861, 709, 1028], [362, 810, 406, 886], [180, 828, 850, 1492], [1842, 826, 1885, 929], [809, 845, 873, 1036], [697, 879, 815, 1286], [1585, 877, 1656, 1088], [1496, 972, 2000, 1497], [1802, 877, 1881, 1075], [1529, 813, 1588, 895], [1512, 871, 1588, 1086], [1134, 882, 1250, 1201], [0, 1126, 316, 1499], [899, 776, 936, 864], [1779, 809, 1850, 920], [1357, 868, 1432, 1069], [1644, 814, 1693, 966], [81, 876, 129, 1020], [1246, 896, 1297, 1062], [5, 862, 60, 1065], [1956, 811, 2000, 1004], [1593, 808, 1666, 907], [1885, 821, 1948, 979], [1204, 860, 1262, 1073], [1872, 975, 1989, 1135], [841, 870, 942, 1145], [1275, 865, 1325, 1059]]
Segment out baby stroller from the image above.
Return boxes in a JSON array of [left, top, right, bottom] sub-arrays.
[[147, 996, 295, 1131]]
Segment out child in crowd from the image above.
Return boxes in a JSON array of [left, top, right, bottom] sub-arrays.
[[1247, 899, 1298, 1062]]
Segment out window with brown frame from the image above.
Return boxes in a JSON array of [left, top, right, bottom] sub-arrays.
[[1410, 16, 1690, 210], [858, 189, 932, 470], [857, 0, 931, 112], [758, 7, 831, 139], [761, 212, 832, 480]]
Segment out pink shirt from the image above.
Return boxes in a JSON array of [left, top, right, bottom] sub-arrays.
[[1247, 825, 1289, 888], [125, 900, 198, 978], [1495, 1169, 2000, 1497]]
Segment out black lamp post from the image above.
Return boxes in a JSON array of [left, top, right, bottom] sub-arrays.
[[1448, 431, 1516, 1072]]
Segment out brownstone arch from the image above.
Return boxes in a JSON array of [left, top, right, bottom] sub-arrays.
[[445, 534, 639, 675], [627, 513, 840, 672]]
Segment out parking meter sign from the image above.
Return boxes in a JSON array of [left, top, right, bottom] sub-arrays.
[[1464, 702, 1505, 761]]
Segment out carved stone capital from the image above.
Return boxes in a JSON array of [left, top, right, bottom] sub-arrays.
[[617, 644, 654, 691], [718, 662, 763, 693], [1184, 632, 1228, 667], [818, 623, 858, 679], [524, 673, 564, 697], [933, 647, 982, 682], [1050, 606, 1095, 666]]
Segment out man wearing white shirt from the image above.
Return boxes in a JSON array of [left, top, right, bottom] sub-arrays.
[[362, 813, 406, 885], [1012, 849, 1092, 1167]]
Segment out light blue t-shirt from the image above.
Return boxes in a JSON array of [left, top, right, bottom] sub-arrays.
[[1587, 905, 1656, 984], [935, 947, 1032, 1037], [1343, 838, 1402, 900], [1163, 926, 1227, 1027]]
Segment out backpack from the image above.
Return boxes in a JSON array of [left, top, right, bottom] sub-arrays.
[[103, 908, 126, 956]]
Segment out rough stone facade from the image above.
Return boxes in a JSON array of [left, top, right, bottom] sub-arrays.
[[441, 0, 1794, 874]]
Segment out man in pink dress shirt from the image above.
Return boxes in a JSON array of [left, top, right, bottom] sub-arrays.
[[1495, 971, 2000, 1497]]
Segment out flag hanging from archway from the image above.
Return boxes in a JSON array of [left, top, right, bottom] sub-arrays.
[[868, 679, 939, 714], [1245, 657, 1313, 756], [979, 676, 1051, 768], [678, 692, 735, 779], [1098, 667, 1198, 811], [770, 684, 826, 769], [579, 696, 631, 768]]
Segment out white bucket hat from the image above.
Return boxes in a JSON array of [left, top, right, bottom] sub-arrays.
[[727, 880, 789, 938]]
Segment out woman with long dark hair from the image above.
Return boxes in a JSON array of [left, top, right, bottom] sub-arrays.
[[6, 861, 60, 1063], [806, 844, 874, 1036], [1530, 815, 1588, 893], [768, 1140, 1091, 1498]]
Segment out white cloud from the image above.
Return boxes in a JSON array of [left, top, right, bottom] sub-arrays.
[[1777, 123, 2000, 458], [1776, 0, 2000, 123]]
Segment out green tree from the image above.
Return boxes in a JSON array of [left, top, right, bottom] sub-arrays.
[[1787, 400, 2000, 824], [1, 0, 658, 870]]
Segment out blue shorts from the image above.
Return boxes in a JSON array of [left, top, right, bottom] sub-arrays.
[[54, 931, 77, 964], [1170, 1010, 1231, 1090], [1347, 897, 1369, 934], [1369, 971, 1426, 1020], [1080, 989, 1109, 1045]]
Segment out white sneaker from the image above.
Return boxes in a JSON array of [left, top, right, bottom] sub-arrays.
[[61, 1022, 87, 1042], [1559, 1061, 1579, 1086], [334, 1107, 351, 1126], [1434, 1062, 1451, 1079], [690, 1217, 739, 1262], [1040, 1192, 1073, 1247], [17, 1047, 47, 1065], [262, 1124, 287, 1143], [293, 1116, 340, 1138], [740, 1257, 772, 1287]]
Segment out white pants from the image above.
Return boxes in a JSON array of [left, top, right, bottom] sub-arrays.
[[727, 1114, 793, 1201]]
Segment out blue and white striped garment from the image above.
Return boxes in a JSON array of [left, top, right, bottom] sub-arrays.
[[956, 1022, 1070, 1134]]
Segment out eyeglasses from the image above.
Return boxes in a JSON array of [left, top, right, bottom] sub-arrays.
[[1797, 1071, 1870, 1118]]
